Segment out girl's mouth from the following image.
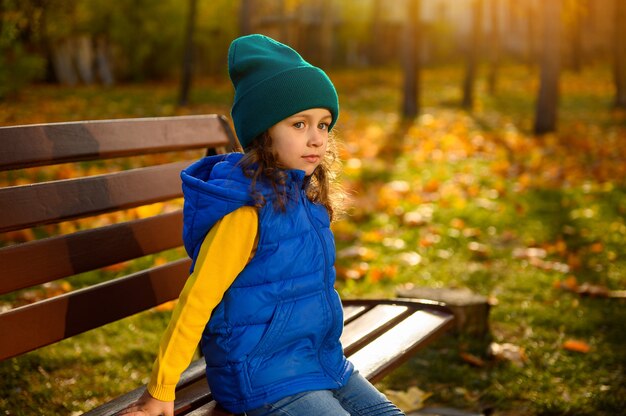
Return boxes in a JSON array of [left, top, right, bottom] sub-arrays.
[[302, 155, 320, 163]]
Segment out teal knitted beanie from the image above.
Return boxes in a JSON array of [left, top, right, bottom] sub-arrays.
[[228, 34, 339, 149]]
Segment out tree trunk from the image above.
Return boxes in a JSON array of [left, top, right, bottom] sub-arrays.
[[75, 36, 94, 85], [278, 0, 288, 43], [487, 0, 500, 95], [569, 0, 583, 72], [526, 1, 537, 71], [462, 0, 483, 109], [370, 0, 384, 66], [239, 0, 254, 36], [320, 0, 333, 68], [534, 0, 562, 135], [51, 39, 78, 86], [401, 0, 421, 119], [95, 36, 114, 86], [615, 0, 626, 108], [178, 0, 198, 107]]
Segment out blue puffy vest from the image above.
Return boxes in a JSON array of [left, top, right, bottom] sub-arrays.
[[180, 154, 353, 413]]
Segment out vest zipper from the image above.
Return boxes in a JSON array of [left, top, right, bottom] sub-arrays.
[[301, 190, 342, 387]]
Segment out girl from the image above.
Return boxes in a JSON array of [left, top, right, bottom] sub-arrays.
[[118, 34, 404, 416]]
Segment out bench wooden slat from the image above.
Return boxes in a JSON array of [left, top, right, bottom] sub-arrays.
[[349, 309, 454, 383], [0, 115, 235, 171], [173, 377, 212, 414], [83, 388, 146, 416], [0, 211, 184, 295], [177, 359, 209, 389], [342, 305, 367, 323], [186, 402, 230, 416], [340, 304, 408, 355], [84, 358, 211, 416], [0, 161, 191, 233], [0, 259, 190, 360]]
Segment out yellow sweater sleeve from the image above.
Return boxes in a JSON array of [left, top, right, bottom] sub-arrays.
[[147, 206, 258, 401]]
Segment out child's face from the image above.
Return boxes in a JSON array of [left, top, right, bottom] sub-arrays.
[[268, 108, 332, 176]]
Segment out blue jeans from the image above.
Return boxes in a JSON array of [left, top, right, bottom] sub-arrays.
[[242, 371, 405, 416]]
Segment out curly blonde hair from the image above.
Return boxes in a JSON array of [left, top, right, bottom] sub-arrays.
[[238, 131, 345, 221]]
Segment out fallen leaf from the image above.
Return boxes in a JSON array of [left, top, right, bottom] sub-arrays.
[[382, 237, 406, 250], [512, 247, 547, 259], [468, 242, 490, 259], [460, 352, 486, 367], [554, 275, 578, 291], [102, 261, 129, 272], [563, 339, 591, 353], [337, 246, 377, 261], [368, 265, 398, 283], [386, 180, 411, 195], [576, 282, 610, 297], [589, 242, 604, 253], [361, 230, 385, 243], [331, 220, 358, 242], [450, 218, 466, 229], [488, 342, 527, 367], [135, 203, 164, 219], [384, 386, 432, 412], [1, 229, 36, 243], [462, 227, 481, 238], [153, 256, 168, 267], [423, 179, 440, 193], [336, 262, 369, 280], [398, 251, 422, 266], [403, 211, 428, 227]]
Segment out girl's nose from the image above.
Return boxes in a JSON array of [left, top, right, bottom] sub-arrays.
[[308, 129, 325, 147]]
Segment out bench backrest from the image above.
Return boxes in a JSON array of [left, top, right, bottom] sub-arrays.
[[0, 115, 239, 360]]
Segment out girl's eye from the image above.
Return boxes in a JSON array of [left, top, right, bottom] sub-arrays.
[[293, 122, 305, 129], [318, 122, 329, 130]]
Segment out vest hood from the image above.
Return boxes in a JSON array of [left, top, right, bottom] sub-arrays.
[[180, 153, 254, 268]]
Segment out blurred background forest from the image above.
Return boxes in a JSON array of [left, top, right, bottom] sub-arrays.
[[2, 0, 625, 116], [1, 0, 626, 415]]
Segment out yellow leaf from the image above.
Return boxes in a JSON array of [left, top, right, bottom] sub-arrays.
[[384, 386, 432, 413], [361, 230, 384, 243], [135, 203, 164, 219]]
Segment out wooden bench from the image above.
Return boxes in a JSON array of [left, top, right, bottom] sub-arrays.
[[0, 115, 454, 415]]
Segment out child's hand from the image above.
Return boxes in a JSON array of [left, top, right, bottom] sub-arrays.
[[115, 389, 174, 416]]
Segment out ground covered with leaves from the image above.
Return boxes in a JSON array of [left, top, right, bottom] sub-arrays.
[[1, 65, 625, 415]]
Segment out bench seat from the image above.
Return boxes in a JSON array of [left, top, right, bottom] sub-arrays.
[[85, 299, 453, 415]]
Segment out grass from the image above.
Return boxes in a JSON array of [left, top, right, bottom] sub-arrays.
[[1, 64, 625, 415]]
